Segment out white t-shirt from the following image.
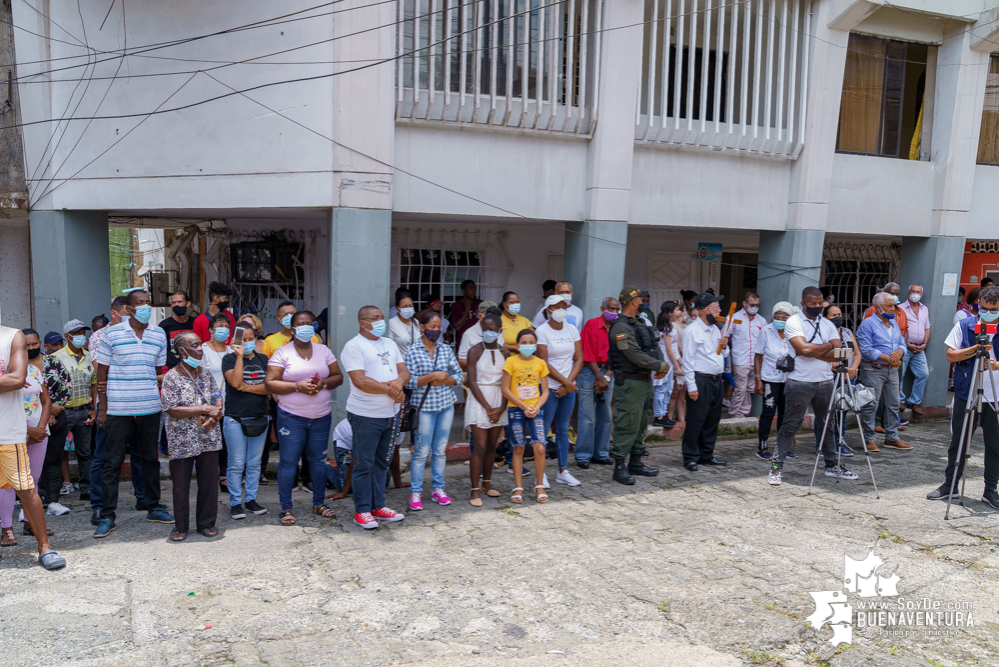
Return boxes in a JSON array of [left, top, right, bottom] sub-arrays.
[[754, 323, 791, 384], [730, 309, 767, 367], [783, 313, 839, 383], [332, 417, 404, 451], [340, 334, 403, 418], [535, 322, 580, 390], [458, 321, 484, 360], [388, 316, 421, 357], [945, 321, 998, 403], [200, 343, 231, 407], [953, 309, 974, 327]]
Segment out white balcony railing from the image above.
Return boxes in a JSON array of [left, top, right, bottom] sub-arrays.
[[396, 0, 601, 134], [635, 0, 810, 157]]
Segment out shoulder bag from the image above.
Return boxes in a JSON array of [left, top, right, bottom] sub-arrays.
[[775, 318, 823, 373]]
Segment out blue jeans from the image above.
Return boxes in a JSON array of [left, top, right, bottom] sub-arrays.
[[653, 367, 673, 418], [507, 407, 546, 447], [575, 367, 613, 464], [325, 446, 351, 491], [90, 425, 107, 511], [411, 406, 454, 495], [541, 391, 576, 470], [901, 348, 929, 406], [348, 412, 397, 514], [223, 416, 269, 507], [276, 409, 332, 512]]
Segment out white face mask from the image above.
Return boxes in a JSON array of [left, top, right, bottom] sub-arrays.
[[909, 294, 921, 304], [746, 306, 758, 315], [550, 309, 568, 323], [558, 294, 572, 305]]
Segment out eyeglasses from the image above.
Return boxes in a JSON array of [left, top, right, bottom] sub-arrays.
[[981, 307, 999, 315]]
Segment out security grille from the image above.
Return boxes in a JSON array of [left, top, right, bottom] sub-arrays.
[[821, 241, 901, 332]]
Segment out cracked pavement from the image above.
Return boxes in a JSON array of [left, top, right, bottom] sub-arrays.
[[2, 419, 998, 666]]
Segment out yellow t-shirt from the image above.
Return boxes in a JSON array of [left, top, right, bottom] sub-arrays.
[[261, 331, 323, 358], [500, 314, 534, 346], [502, 354, 549, 407]]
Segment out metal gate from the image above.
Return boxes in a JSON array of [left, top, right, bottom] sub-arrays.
[[821, 241, 901, 332]]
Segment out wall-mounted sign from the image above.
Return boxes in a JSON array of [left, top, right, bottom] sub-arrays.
[[698, 242, 722, 262]]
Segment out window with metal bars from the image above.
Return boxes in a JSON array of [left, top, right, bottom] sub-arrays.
[[821, 242, 900, 332], [396, 248, 483, 321]]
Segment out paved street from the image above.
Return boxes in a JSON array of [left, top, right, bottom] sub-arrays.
[[3, 419, 998, 667]]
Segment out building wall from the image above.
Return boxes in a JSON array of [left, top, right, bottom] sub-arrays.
[[828, 154, 936, 235], [0, 218, 31, 328]]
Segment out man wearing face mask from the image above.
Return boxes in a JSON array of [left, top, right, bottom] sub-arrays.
[[158, 291, 195, 369], [728, 291, 767, 419], [262, 301, 322, 358], [93, 289, 173, 538], [53, 320, 97, 501], [899, 284, 931, 413], [680, 292, 731, 471], [576, 297, 621, 468], [533, 282, 584, 330], [193, 281, 236, 344], [857, 292, 911, 451]]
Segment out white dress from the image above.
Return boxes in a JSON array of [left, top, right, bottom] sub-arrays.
[[464, 344, 510, 429]]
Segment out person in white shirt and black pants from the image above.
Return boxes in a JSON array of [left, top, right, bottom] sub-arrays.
[[767, 287, 859, 486], [680, 293, 730, 471]]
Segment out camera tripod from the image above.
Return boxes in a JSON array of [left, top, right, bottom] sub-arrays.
[[945, 338, 999, 519], [808, 362, 880, 498]]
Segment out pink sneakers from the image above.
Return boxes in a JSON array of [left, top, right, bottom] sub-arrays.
[[371, 507, 405, 522], [431, 489, 452, 506], [409, 494, 423, 511]]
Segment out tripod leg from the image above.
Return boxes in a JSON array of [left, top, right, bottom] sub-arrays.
[[946, 357, 981, 519], [848, 383, 880, 499], [808, 379, 839, 494]]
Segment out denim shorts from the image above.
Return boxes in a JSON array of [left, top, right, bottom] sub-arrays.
[[325, 445, 352, 491], [507, 406, 546, 447]]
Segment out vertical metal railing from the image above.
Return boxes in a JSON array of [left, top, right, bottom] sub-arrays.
[[397, 0, 601, 135], [636, 0, 810, 158]]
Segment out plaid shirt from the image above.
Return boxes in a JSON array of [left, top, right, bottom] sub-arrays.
[[53, 346, 95, 409], [403, 340, 463, 412]]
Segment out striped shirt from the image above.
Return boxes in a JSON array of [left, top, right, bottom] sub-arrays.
[[95, 322, 167, 416]]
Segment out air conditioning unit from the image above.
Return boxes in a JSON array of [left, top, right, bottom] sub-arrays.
[[148, 271, 174, 307]]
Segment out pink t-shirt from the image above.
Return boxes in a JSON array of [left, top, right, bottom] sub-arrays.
[[267, 342, 337, 419]]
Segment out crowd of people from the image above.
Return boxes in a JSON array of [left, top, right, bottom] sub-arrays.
[[2, 273, 996, 572]]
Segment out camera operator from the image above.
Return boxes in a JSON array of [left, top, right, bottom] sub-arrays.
[[926, 286, 999, 509], [857, 292, 910, 451]]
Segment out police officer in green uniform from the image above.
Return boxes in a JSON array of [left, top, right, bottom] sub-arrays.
[[608, 286, 669, 485]]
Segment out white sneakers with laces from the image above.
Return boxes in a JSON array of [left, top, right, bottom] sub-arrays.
[[45, 502, 70, 516], [556, 470, 581, 486]]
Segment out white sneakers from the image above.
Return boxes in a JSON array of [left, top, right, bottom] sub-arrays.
[[556, 470, 581, 487], [542, 473, 551, 489], [45, 502, 70, 516]]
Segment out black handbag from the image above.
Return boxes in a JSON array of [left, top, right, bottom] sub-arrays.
[[234, 415, 269, 438], [776, 318, 823, 373]]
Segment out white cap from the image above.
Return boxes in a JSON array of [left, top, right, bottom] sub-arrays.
[[545, 294, 569, 308]]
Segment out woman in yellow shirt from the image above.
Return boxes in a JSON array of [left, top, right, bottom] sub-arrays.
[[500, 291, 534, 353], [501, 329, 549, 504]]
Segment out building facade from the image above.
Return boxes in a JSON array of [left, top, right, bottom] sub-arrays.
[[8, 0, 999, 409]]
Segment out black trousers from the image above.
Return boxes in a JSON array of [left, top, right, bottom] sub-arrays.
[[40, 418, 69, 505], [169, 451, 220, 534], [102, 414, 163, 521], [758, 381, 786, 445], [944, 397, 999, 492], [681, 373, 725, 464]]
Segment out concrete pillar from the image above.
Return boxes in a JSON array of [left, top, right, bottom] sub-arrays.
[[29, 210, 110, 337], [757, 230, 825, 310], [564, 221, 628, 320]]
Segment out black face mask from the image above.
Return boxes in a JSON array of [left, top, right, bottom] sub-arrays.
[[706, 314, 717, 326], [424, 329, 442, 343], [217, 300, 230, 311], [829, 316, 845, 329], [27, 348, 41, 359], [804, 305, 823, 318], [172, 305, 188, 317]]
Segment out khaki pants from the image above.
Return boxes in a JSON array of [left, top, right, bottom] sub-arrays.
[[730, 364, 756, 418]]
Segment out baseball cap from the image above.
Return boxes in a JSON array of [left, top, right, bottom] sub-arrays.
[[619, 286, 650, 306], [693, 292, 725, 310], [478, 300, 497, 314], [62, 319, 91, 335], [43, 331, 63, 346], [545, 294, 569, 308]]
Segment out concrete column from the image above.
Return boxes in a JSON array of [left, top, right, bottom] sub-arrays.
[[899, 236, 966, 410], [757, 230, 825, 309], [570, 0, 643, 316], [564, 221, 628, 320], [28, 210, 110, 336]]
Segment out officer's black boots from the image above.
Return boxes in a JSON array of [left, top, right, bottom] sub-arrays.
[[613, 459, 635, 485], [628, 452, 659, 477]]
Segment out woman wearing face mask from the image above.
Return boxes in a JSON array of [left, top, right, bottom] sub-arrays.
[[536, 295, 583, 489], [202, 313, 232, 493], [753, 302, 797, 461], [264, 311, 344, 526], [221, 323, 272, 520], [502, 330, 550, 503], [160, 332, 224, 541], [28, 328, 73, 515], [464, 311, 509, 506], [653, 302, 683, 429], [681, 290, 698, 325], [388, 293, 420, 356], [500, 291, 533, 353], [403, 312, 462, 510], [815, 304, 861, 455]]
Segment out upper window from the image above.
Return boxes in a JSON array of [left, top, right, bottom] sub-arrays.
[[836, 34, 929, 159], [978, 56, 999, 165]]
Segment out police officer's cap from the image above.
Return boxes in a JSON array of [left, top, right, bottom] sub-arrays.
[[693, 292, 725, 310], [619, 286, 649, 305]]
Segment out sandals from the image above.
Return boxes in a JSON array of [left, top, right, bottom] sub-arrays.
[[469, 488, 483, 507], [481, 480, 501, 498], [510, 487, 524, 504], [535, 485, 549, 504], [1, 527, 16, 547], [280, 510, 297, 526], [23, 522, 54, 537], [169, 530, 187, 542], [312, 505, 336, 519], [197, 527, 219, 538]]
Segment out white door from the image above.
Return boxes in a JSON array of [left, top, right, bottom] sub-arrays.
[[647, 255, 698, 308]]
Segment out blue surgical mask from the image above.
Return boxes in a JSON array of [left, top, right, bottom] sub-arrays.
[[243, 341, 256, 355], [281, 314, 292, 329], [879, 309, 896, 320], [773, 321, 786, 330], [982, 311, 999, 323], [213, 328, 230, 342], [133, 304, 152, 324], [508, 303, 521, 315], [183, 355, 201, 369], [892, 295, 901, 305], [72, 335, 87, 348], [294, 325, 314, 342], [370, 320, 387, 337], [519, 344, 536, 357], [400, 307, 415, 319], [481, 330, 500, 344]]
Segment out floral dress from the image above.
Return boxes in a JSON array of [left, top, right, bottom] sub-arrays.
[[159, 367, 222, 461]]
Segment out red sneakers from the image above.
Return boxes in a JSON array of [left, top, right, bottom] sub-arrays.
[[353, 512, 379, 530], [371, 507, 405, 522]]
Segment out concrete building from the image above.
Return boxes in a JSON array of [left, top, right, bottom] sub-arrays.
[[7, 0, 999, 410]]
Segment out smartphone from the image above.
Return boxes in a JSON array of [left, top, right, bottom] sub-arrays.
[[231, 327, 245, 348], [310, 373, 321, 385]]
